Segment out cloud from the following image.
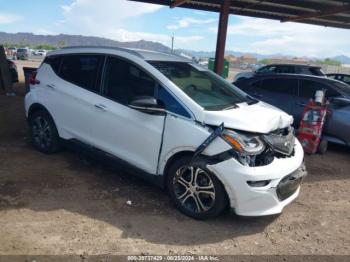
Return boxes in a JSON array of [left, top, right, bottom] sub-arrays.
[[59, 0, 162, 36], [111, 29, 203, 45], [212, 17, 350, 57], [0, 13, 22, 24], [57, 0, 203, 48], [167, 17, 216, 30]]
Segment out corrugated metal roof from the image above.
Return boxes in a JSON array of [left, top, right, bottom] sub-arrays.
[[129, 0, 350, 29]]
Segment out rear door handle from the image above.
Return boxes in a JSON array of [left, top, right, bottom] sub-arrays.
[[253, 93, 263, 98], [94, 103, 108, 111], [297, 102, 307, 107], [46, 84, 56, 89]]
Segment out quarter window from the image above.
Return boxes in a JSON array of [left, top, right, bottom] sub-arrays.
[[44, 56, 62, 74], [60, 55, 103, 93]]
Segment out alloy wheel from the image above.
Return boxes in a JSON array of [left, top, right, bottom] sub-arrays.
[[173, 165, 216, 214], [32, 116, 52, 149]]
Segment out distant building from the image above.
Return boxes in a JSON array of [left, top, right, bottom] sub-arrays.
[[269, 56, 310, 65], [238, 54, 257, 65], [225, 55, 238, 63], [225, 54, 258, 67]]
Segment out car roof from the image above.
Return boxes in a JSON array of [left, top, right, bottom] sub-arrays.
[[47, 46, 190, 62], [243, 73, 335, 83], [327, 73, 350, 76], [263, 63, 319, 68]]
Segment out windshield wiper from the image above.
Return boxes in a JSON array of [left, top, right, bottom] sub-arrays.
[[246, 96, 259, 105], [223, 104, 238, 110]]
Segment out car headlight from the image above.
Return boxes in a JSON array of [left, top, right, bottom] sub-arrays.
[[223, 129, 266, 156]]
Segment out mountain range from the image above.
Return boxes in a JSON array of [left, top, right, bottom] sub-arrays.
[[1, 32, 350, 64]]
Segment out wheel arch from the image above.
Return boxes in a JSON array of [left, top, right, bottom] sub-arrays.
[[27, 103, 59, 133], [162, 150, 230, 207]]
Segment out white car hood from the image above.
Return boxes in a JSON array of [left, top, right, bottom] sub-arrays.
[[203, 101, 294, 134]]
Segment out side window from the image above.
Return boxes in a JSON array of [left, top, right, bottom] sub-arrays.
[[103, 56, 156, 105], [327, 74, 336, 80], [157, 86, 191, 118], [298, 80, 329, 99], [60, 55, 103, 93], [342, 75, 350, 84], [257, 66, 276, 73], [260, 78, 297, 95], [251, 80, 261, 88], [44, 56, 62, 75], [275, 66, 293, 74]]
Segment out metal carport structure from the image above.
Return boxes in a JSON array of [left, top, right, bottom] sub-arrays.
[[129, 0, 350, 75]]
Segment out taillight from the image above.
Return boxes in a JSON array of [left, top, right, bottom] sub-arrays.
[[29, 71, 40, 85]]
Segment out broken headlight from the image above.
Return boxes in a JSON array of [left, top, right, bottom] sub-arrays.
[[223, 129, 266, 156]]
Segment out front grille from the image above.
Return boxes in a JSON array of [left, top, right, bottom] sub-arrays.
[[263, 127, 295, 156], [276, 165, 307, 201]]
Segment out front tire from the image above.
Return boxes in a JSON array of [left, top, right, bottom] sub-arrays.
[[166, 156, 228, 219], [318, 139, 328, 154], [29, 110, 61, 154]]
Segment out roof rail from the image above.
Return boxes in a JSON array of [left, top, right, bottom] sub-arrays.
[[60, 45, 144, 59]]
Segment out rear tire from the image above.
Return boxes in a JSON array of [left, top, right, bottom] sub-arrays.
[[29, 110, 61, 154], [166, 156, 228, 219]]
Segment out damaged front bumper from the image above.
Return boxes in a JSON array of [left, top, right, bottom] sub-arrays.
[[206, 139, 306, 216]]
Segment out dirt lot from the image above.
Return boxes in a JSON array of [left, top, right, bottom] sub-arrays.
[[0, 76, 349, 256]]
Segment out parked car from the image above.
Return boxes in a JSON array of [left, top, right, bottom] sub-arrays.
[[25, 46, 306, 219], [7, 59, 19, 83], [234, 64, 325, 82], [16, 48, 30, 60], [327, 73, 350, 85], [235, 74, 350, 147], [34, 49, 47, 56]]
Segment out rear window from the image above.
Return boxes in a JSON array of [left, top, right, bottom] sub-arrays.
[[309, 67, 325, 76], [60, 55, 103, 93]]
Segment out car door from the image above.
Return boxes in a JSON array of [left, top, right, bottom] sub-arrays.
[[40, 54, 105, 144], [293, 79, 328, 125], [91, 56, 165, 175], [321, 85, 350, 144], [253, 77, 298, 115]]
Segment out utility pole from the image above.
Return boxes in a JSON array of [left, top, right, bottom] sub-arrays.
[[171, 33, 174, 53]]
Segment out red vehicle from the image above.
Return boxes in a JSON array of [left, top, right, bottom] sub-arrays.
[[297, 99, 329, 154]]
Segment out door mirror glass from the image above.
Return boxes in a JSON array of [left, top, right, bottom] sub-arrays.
[[330, 97, 350, 107], [129, 96, 166, 114]]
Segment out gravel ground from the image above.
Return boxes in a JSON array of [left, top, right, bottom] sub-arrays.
[[0, 77, 349, 256]]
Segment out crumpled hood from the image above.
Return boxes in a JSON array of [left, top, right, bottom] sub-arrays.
[[203, 101, 294, 134]]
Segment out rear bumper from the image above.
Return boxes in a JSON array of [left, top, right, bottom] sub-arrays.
[[207, 139, 306, 216]]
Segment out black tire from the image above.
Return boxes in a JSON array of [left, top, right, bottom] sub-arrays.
[[166, 156, 228, 219], [318, 139, 328, 154], [29, 110, 61, 154]]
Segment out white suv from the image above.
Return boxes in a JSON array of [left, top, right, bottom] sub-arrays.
[[25, 46, 306, 219]]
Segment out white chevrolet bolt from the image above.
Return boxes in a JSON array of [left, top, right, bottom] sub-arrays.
[[25, 47, 306, 219]]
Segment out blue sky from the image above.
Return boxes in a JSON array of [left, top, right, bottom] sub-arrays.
[[1, 0, 350, 57]]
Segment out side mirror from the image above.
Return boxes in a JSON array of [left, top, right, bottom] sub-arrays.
[[330, 97, 350, 107], [129, 96, 166, 115]]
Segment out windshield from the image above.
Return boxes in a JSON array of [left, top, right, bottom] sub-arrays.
[[148, 61, 249, 110]]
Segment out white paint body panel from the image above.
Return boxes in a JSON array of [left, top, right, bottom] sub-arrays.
[[25, 47, 305, 216], [203, 101, 294, 133]]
